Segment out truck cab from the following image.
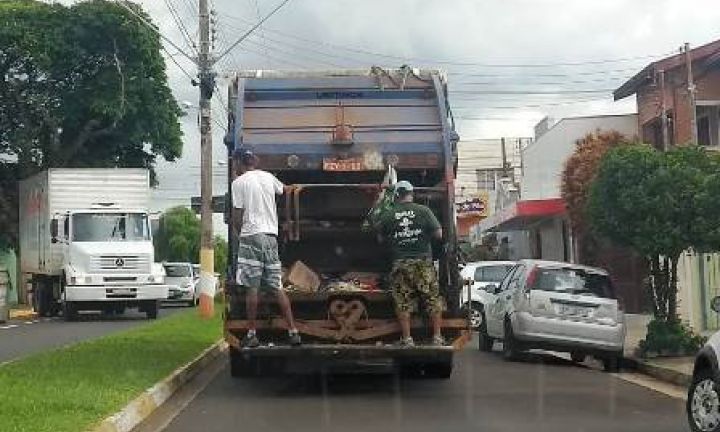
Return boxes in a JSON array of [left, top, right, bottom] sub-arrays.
[[50, 208, 167, 319]]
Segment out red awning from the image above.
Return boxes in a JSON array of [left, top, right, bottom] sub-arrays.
[[477, 198, 566, 232]]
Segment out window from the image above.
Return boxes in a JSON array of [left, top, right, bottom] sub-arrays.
[[474, 264, 514, 282], [72, 213, 150, 242], [530, 267, 615, 299], [476, 168, 504, 191], [164, 264, 192, 277]]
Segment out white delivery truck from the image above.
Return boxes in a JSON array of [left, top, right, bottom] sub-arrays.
[[19, 168, 169, 321]]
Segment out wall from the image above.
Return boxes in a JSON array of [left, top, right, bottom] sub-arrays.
[[637, 67, 720, 145], [521, 114, 639, 200], [455, 138, 527, 215], [678, 252, 720, 332]]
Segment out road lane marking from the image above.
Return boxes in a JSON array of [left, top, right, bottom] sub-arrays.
[[0, 325, 19, 330], [613, 371, 687, 400]]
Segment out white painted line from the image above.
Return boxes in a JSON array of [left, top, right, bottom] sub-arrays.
[[0, 325, 19, 330], [23, 321, 34, 325], [614, 371, 687, 400]]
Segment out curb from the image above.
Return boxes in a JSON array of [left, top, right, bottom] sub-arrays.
[[90, 340, 227, 432], [623, 357, 692, 388]]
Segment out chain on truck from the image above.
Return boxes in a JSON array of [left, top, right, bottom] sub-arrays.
[[221, 67, 470, 378], [18, 169, 170, 321]]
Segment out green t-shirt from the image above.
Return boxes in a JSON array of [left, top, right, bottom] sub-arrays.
[[377, 202, 441, 260]]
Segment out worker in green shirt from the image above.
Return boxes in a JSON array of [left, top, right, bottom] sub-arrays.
[[375, 181, 445, 346]]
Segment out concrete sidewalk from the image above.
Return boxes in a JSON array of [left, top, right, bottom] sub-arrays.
[[624, 313, 694, 387]]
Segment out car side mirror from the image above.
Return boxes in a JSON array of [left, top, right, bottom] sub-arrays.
[[711, 296, 720, 313], [50, 219, 59, 243], [486, 284, 499, 294]]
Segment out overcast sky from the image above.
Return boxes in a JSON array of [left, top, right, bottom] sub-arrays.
[[60, 0, 720, 213]]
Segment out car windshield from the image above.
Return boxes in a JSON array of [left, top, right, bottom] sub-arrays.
[[474, 265, 514, 282], [164, 265, 191, 277], [72, 213, 150, 242], [531, 267, 615, 299]]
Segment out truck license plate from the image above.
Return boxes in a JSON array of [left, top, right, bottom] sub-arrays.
[[323, 157, 364, 171], [111, 288, 134, 295]]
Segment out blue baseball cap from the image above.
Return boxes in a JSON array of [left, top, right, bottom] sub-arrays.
[[232, 147, 256, 164]]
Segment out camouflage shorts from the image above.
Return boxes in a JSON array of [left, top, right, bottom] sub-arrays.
[[389, 258, 443, 314]]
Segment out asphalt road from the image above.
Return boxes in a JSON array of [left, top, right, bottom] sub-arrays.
[[0, 304, 187, 363], [146, 343, 690, 432]]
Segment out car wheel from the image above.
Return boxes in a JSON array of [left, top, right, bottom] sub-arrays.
[[466, 304, 484, 330], [502, 319, 520, 362], [146, 301, 159, 320], [688, 368, 720, 432], [602, 355, 621, 373], [63, 301, 78, 322], [570, 352, 586, 363], [478, 314, 494, 352]]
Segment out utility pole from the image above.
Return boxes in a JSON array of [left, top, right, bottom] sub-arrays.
[[659, 69, 670, 151], [684, 42, 698, 144], [197, 0, 216, 317], [500, 137, 508, 178]]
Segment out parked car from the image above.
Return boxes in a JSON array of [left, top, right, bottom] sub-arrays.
[[459, 261, 515, 329], [481, 259, 625, 372], [163, 262, 197, 306], [687, 296, 720, 432]]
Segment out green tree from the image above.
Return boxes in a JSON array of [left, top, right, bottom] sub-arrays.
[[214, 236, 228, 277], [0, 0, 183, 248], [155, 207, 200, 263], [588, 145, 720, 323], [560, 131, 630, 263]]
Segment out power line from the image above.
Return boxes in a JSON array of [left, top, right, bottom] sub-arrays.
[[113, 0, 195, 62], [250, 0, 272, 67], [162, 46, 195, 82], [218, 12, 670, 68], [450, 89, 614, 95], [163, 0, 197, 54], [214, 0, 294, 64]]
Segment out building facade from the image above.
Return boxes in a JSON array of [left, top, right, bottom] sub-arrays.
[[615, 39, 720, 330], [477, 114, 648, 312]]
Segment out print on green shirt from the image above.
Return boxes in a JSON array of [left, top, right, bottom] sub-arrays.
[[378, 202, 441, 259]]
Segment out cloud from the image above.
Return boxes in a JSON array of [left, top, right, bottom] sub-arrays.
[[60, 0, 720, 209]]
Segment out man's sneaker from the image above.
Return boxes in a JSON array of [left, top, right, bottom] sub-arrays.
[[242, 333, 260, 348], [396, 337, 415, 347], [431, 335, 446, 346], [288, 331, 302, 346]]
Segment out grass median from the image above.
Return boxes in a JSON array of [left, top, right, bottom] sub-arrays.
[[0, 307, 222, 432]]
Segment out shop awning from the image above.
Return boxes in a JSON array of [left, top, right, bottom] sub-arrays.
[[477, 198, 566, 233]]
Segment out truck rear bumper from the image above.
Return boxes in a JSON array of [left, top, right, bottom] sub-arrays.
[[232, 344, 454, 374], [65, 284, 170, 302]]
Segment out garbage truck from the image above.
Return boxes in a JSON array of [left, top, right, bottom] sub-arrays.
[[223, 67, 468, 378], [19, 168, 169, 320]]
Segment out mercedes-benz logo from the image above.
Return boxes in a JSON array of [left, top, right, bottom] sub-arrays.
[[115, 258, 125, 268]]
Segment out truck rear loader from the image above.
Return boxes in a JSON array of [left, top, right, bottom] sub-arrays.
[[223, 67, 469, 378]]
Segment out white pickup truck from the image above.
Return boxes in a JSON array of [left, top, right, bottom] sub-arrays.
[[19, 168, 169, 320]]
